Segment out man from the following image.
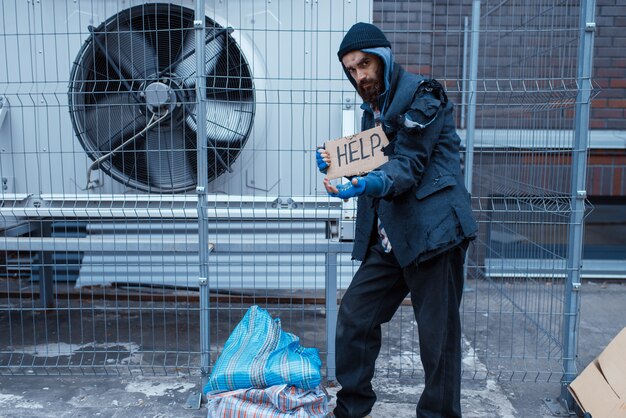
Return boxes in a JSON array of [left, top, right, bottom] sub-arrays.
[[316, 23, 477, 418]]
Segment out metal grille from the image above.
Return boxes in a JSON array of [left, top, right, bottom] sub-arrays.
[[0, 0, 596, 391]]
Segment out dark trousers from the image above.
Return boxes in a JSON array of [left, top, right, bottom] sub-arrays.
[[334, 241, 467, 418]]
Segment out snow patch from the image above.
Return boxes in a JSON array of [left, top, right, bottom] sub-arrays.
[[124, 377, 195, 397], [16, 342, 140, 361], [0, 393, 44, 409]]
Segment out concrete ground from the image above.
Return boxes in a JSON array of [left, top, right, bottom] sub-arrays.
[[0, 280, 624, 418]]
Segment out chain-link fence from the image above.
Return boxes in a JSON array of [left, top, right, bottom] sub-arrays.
[[0, 0, 596, 398]]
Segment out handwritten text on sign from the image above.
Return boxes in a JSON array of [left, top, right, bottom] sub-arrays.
[[324, 125, 390, 180]]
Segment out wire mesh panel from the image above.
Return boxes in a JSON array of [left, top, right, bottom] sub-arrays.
[[0, 1, 226, 375], [462, 1, 585, 382], [0, 0, 359, 377], [0, 0, 592, 387]]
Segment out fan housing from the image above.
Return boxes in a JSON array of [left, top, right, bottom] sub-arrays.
[[68, 3, 255, 193]]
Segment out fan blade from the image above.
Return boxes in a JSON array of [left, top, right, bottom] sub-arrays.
[[144, 128, 196, 190], [83, 93, 146, 153], [101, 24, 159, 81], [173, 28, 224, 87], [186, 99, 253, 146]]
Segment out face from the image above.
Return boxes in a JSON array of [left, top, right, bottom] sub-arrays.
[[341, 50, 385, 105]]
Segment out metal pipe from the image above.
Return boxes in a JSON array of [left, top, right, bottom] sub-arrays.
[[0, 208, 344, 219], [560, 0, 596, 410], [0, 236, 358, 255], [0, 236, 214, 252], [464, 1, 481, 195]]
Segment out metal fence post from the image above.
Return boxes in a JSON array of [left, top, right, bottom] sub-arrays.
[[461, 16, 469, 130], [325, 251, 338, 382], [38, 221, 55, 309], [195, 0, 211, 403], [462, 1, 480, 282], [464, 0, 480, 195], [560, 0, 596, 410]]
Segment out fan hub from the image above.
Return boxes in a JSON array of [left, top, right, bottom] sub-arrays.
[[143, 81, 177, 115]]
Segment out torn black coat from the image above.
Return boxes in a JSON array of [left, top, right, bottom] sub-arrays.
[[351, 64, 477, 267]]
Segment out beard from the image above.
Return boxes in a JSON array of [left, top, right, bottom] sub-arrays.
[[356, 66, 385, 105]]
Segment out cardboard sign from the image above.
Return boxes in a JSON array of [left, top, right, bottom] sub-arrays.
[[324, 125, 389, 180]]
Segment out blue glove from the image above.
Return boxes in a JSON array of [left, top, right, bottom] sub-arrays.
[[315, 147, 329, 173], [327, 173, 386, 200], [328, 177, 367, 200]]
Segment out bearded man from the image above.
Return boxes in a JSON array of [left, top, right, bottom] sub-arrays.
[[316, 22, 477, 418]]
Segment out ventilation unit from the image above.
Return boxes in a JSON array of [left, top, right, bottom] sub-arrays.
[[68, 3, 254, 193], [0, 0, 369, 288]]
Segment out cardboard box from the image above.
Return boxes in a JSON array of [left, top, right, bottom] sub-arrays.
[[569, 327, 626, 417]]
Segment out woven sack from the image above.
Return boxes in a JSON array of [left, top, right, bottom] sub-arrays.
[[205, 384, 328, 418], [204, 305, 322, 393]]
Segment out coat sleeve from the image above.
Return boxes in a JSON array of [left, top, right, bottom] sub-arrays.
[[377, 79, 448, 198]]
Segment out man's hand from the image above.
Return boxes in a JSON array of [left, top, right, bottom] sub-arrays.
[[324, 172, 386, 201], [324, 177, 366, 201], [316, 147, 330, 173]]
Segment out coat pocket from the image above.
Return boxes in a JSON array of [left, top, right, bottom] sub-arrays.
[[415, 175, 457, 200], [452, 204, 478, 238], [425, 207, 459, 249]]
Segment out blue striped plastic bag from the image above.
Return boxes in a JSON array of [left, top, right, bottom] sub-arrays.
[[204, 305, 322, 393]]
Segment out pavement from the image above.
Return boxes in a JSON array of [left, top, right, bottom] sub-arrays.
[[0, 280, 625, 418]]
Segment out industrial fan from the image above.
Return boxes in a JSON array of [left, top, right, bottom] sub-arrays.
[[68, 3, 255, 193]]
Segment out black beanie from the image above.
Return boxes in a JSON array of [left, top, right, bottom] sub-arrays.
[[337, 22, 391, 61]]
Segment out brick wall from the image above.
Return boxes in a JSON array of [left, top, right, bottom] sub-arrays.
[[591, 0, 626, 130], [372, 0, 624, 131], [373, 1, 434, 76]]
